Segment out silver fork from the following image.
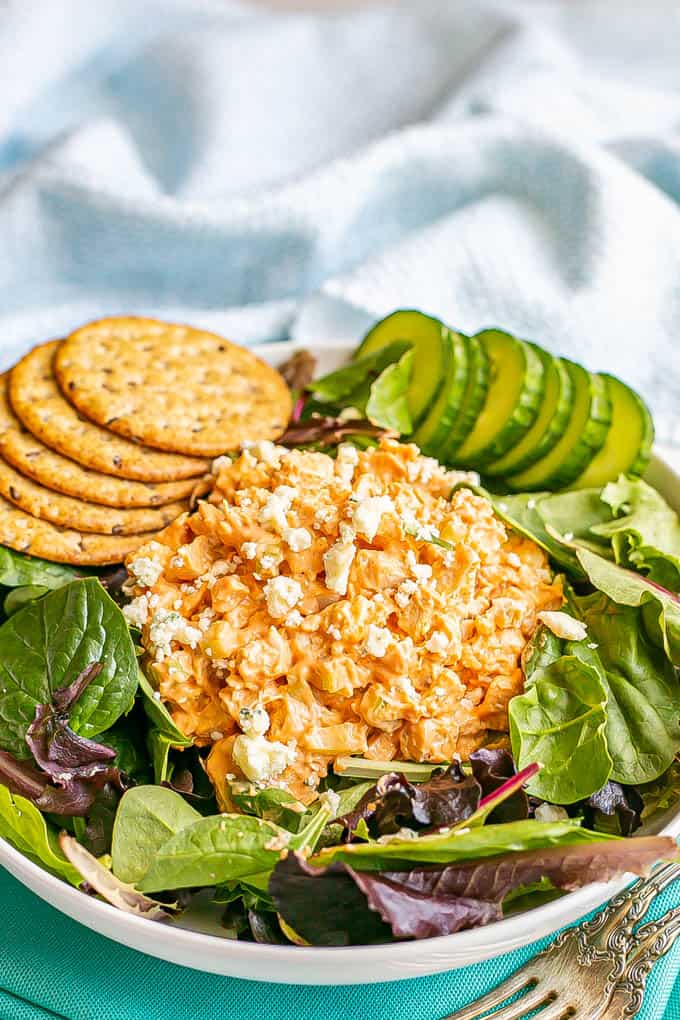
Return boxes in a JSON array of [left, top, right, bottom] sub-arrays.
[[441, 862, 680, 1020], [599, 903, 680, 1019]]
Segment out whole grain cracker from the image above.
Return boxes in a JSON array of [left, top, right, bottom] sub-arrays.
[[0, 375, 195, 508], [10, 341, 209, 482], [55, 318, 292, 457], [0, 452, 188, 535], [0, 493, 150, 565]]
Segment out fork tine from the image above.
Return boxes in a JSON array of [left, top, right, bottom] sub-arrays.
[[525, 1001, 574, 1020], [438, 971, 535, 1020], [440, 981, 550, 1020]]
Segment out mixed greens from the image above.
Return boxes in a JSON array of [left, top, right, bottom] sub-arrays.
[[0, 312, 677, 948]]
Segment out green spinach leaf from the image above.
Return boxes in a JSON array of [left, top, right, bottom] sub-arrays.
[[99, 715, 151, 782], [0, 547, 82, 589], [111, 785, 201, 885], [137, 668, 191, 783], [0, 578, 139, 757], [509, 656, 612, 803], [310, 341, 411, 407], [3, 585, 49, 617], [138, 668, 190, 745], [138, 813, 289, 893], [365, 349, 413, 433], [147, 730, 174, 784], [0, 784, 81, 885]]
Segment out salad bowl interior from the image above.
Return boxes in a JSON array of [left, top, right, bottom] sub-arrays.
[[0, 338, 678, 985]]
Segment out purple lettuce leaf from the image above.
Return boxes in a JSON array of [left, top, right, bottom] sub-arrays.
[[269, 853, 392, 945], [278, 416, 393, 449], [26, 662, 121, 789], [338, 763, 481, 841], [0, 749, 119, 815], [583, 781, 644, 837], [0, 663, 126, 816], [378, 834, 676, 901], [469, 748, 531, 823], [270, 835, 676, 945], [349, 869, 498, 939]]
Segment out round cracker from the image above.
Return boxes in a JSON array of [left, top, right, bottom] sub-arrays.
[[0, 494, 149, 565], [10, 341, 209, 482], [0, 375, 196, 508], [0, 452, 188, 535], [55, 317, 292, 457]]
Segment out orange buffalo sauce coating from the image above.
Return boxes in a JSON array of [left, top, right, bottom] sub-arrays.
[[124, 438, 562, 806]]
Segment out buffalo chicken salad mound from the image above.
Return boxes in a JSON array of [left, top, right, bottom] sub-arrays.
[[0, 312, 678, 950], [125, 438, 562, 805]]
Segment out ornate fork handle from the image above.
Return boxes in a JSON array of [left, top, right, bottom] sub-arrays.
[[600, 905, 680, 1019], [541, 862, 680, 977]]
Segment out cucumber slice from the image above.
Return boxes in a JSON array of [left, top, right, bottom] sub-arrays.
[[505, 362, 612, 491], [570, 374, 654, 489], [412, 331, 469, 457], [484, 349, 574, 477], [439, 334, 490, 461], [356, 310, 449, 428], [453, 330, 545, 468]]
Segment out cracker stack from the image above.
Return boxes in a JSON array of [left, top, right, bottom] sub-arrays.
[[0, 318, 292, 565]]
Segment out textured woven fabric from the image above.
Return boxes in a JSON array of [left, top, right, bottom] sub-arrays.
[[0, 0, 680, 1016], [0, 870, 678, 1020]]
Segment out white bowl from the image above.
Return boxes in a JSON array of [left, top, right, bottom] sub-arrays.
[[1, 339, 678, 985]]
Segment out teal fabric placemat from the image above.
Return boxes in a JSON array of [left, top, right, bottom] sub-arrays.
[[0, 868, 678, 1020]]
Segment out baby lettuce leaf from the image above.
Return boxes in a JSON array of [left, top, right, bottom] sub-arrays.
[[536, 487, 613, 537], [0, 784, 81, 885], [25, 663, 118, 782], [640, 761, 680, 821], [271, 853, 392, 945], [467, 760, 538, 827], [570, 593, 680, 785], [509, 656, 612, 804], [138, 814, 290, 893], [271, 835, 674, 944], [0, 578, 138, 758], [512, 585, 680, 801], [472, 490, 585, 577], [0, 547, 82, 589], [339, 763, 481, 841], [59, 834, 176, 920], [0, 664, 128, 816], [111, 786, 201, 885], [3, 585, 49, 617], [138, 669, 191, 748], [365, 349, 413, 433], [230, 785, 310, 832], [521, 624, 565, 679], [313, 818, 612, 871], [99, 715, 151, 783], [593, 477, 680, 583], [137, 668, 191, 784], [584, 781, 644, 837], [310, 341, 411, 406], [576, 548, 680, 667]]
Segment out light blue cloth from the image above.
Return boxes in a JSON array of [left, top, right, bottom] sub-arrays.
[[0, 0, 679, 444], [0, 1, 679, 1016]]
